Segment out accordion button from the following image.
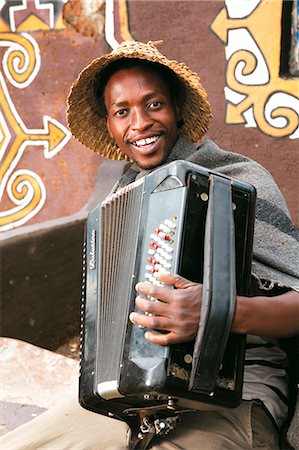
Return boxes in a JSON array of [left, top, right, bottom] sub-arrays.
[[147, 257, 157, 264], [160, 224, 170, 233], [184, 354, 193, 364], [165, 246, 173, 253], [165, 219, 176, 229]]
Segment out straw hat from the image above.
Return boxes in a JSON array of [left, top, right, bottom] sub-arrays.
[[66, 40, 212, 161]]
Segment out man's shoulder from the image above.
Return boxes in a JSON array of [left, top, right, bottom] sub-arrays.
[[187, 138, 255, 173], [196, 139, 252, 164], [189, 139, 283, 204]]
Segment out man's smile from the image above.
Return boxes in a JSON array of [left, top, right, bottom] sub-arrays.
[[130, 134, 161, 148]]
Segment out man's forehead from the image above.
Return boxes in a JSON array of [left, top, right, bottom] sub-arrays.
[[104, 65, 170, 99], [107, 64, 167, 85]]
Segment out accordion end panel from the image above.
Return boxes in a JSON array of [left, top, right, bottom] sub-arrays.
[[79, 204, 101, 412]]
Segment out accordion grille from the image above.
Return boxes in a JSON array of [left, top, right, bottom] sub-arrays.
[[96, 181, 144, 383]]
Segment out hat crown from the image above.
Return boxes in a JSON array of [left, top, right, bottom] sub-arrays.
[[112, 40, 164, 59]]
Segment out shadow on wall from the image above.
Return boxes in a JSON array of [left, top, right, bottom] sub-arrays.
[[1, 160, 127, 351]]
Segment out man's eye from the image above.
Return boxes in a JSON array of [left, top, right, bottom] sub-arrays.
[[148, 101, 161, 109], [115, 109, 127, 116]]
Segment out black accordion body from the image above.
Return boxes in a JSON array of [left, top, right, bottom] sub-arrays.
[[80, 160, 256, 426]]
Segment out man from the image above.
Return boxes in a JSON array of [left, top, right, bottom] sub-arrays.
[[2, 40, 299, 449]]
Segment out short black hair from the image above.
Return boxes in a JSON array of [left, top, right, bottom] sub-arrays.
[[95, 58, 185, 117]]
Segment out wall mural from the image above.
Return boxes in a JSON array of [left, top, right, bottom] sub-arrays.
[[2, 0, 297, 231], [210, 0, 299, 139], [0, 0, 71, 232]]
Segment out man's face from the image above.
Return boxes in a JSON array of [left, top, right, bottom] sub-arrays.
[[104, 65, 181, 170]]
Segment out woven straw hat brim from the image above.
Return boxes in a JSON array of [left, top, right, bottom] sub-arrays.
[[66, 41, 212, 161]]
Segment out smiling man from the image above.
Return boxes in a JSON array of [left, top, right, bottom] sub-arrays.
[[2, 40, 299, 450]]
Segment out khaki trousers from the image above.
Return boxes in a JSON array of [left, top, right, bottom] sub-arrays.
[[1, 396, 279, 450]]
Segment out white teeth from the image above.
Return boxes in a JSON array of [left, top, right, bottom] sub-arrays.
[[133, 136, 159, 147]]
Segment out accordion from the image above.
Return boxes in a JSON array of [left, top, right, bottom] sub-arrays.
[[80, 160, 256, 428]]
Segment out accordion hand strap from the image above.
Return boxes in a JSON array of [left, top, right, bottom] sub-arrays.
[[189, 175, 236, 394]]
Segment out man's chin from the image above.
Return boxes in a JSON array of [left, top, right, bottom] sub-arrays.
[[134, 153, 169, 171], [137, 162, 160, 170]]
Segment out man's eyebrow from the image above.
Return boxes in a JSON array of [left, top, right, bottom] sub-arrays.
[[111, 101, 128, 107], [142, 91, 165, 101], [111, 91, 165, 107]]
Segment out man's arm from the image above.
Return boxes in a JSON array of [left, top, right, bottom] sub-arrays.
[[233, 290, 299, 337], [129, 272, 299, 346]]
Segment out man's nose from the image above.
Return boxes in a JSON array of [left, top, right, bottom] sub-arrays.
[[131, 108, 153, 130]]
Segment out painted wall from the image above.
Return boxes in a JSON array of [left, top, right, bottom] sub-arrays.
[[1, 0, 298, 230], [0, 0, 108, 232]]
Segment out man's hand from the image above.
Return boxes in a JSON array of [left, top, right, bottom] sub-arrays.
[[129, 273, 202, 345]]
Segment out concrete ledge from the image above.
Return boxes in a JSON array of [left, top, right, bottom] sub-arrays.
[[0, 337, 79, 436], [0, 402, 46, 437], [1, 160, 127, 350]]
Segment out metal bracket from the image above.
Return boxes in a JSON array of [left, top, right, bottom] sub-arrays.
[[127, 414, 181, 449]]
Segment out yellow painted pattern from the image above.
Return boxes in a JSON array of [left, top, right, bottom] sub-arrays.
[[118, 0, 134, 42], [0, 18, 10, 32], [17, 15, 50, 32], [211, 0, 299, 138], [1, 32, 38, 85], [0, 1, 65, 32], [0, 32, 70, 231]]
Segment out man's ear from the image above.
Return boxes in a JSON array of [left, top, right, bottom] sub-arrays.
[[105, 116, 114, 138]]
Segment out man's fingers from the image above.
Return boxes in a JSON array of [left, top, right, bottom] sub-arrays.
[[135, 295, 170, 316], [132, 275, 203, 344], [144, 330, 176, 346], [135, 282, 170, 303], [157, 272, 197, 289], [135, 273, 197, 301], [129, 311, 171, 331]]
